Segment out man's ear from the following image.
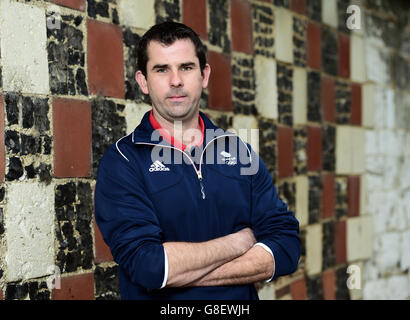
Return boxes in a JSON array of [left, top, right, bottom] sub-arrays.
[[201, 64, 211, 89], [135, 70, 149, 95]]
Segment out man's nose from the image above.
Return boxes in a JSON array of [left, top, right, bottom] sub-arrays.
[[170, 70, 183, 87]]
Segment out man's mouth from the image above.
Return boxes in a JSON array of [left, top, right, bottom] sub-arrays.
[[168, 95, 187, 102]]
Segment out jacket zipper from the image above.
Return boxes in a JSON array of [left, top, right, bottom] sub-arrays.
[[196, 170, 206, 199], [134, 134, 238, 200]]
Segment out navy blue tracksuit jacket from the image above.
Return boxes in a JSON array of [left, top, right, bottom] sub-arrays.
[[94, 110, 300, 299]]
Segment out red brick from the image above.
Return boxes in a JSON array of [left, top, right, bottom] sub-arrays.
[[53, 98, 92, 177], [290, 0, 307, 15], [338, 33, 350, 78], [0, 288, 3, 300], [291, 278, 307, 300], [307, 21, 321, 70], [307, 126, 322, 172], [183, 0, 207, 40], [94, 216, 113, 263], [231, 0, 253, 54], [52, 273, 94, 300], [321, 75, 336, 122], [0, 95, 4, 182], [350, 83, 362, 126], [347, 175, 360, 217], [322, 269, 336, 300], [208, 51, 232, 111], [322, 173, 335, 219], [335, 220, 347, 264], [277, 126, 294, 178], [48, 0, 86, 11], [87, 19, 125, 99]]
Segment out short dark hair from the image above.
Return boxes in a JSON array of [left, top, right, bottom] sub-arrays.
[[137, 21, 207, 78]]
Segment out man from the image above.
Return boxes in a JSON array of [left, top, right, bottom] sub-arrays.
[[94, 21, 300, 300]]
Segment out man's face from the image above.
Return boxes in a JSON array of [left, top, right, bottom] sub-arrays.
[[136, 38, 210, 122]]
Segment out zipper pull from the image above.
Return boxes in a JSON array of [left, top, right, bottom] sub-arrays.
[[197, 171, 206, 199]]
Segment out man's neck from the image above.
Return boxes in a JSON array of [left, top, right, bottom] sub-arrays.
[[152, 109, 202, 147]]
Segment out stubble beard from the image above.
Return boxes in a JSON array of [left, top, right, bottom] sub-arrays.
[[157, 95, 201, 122]]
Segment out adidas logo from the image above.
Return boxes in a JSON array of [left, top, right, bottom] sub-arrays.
[[149, 160, 170, 172]]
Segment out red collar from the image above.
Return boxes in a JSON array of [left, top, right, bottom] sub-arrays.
[[149, 110, 205, 151]]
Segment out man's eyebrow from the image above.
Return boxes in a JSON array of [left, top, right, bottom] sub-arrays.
[[152, 64, 168, 70], [180, 62, 196, 67], [151, 62, 196, 70]]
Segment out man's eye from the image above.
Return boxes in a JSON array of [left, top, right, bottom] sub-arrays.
[[156, 68, 167, 73], [182, 66, 192, 71]]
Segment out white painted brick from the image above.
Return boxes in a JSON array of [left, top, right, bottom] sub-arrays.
[[336, 126, 353, 174], [386, 198, 407, 232], [321, 0, 338, 28], [295, 176, 308, 228], [119, 0, 156, 29], [362, 83, 375, 128], [125, 103, 151, 135], [384, 89, 396, 129], [364, 173, 384, 193], [274, 8, 293, 64], [254, 56, 278, 120], [365, 42, 389, 85], [306, 223, 322, 276], [292, 67, 307, 125], [363, 279, 388, 299], [347, 216, 373, 262], [373, 88, 387, 129], [352, 128, 366, 173], [368, 191, 389, 234], [0, 0, 49, 94], [376, 232, 400, 274], [383, 156, 401, 190], [400, 157, 410, 190], [365, 156, 384, 175], [381, 191, 404, 231], [4, 182, 55, 282], [232, 115, 259, 154], [403, 190, 410, 229], [406, 132, 410, 156], [363, 259, 379, 282], [365, 130, 379, 156], [396, 91, 410, 131], [336, 126, 365, 174], [386, 275, 409, 299], [350, 34, 366, 83], [382, 191, 399, 230], [400, 230, 410, 272], [380, 130, 401, 157]]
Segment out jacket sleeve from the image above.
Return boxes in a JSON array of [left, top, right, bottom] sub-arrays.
[[94, 145, 166, 290], [249, 147, 301, 281]]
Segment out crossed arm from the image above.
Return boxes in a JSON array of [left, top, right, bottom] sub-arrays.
[[163, 228, 275, 288]]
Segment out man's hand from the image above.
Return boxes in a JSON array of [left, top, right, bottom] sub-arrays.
[[163, 227, 256, 287], [188, 245, 275, 287]]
